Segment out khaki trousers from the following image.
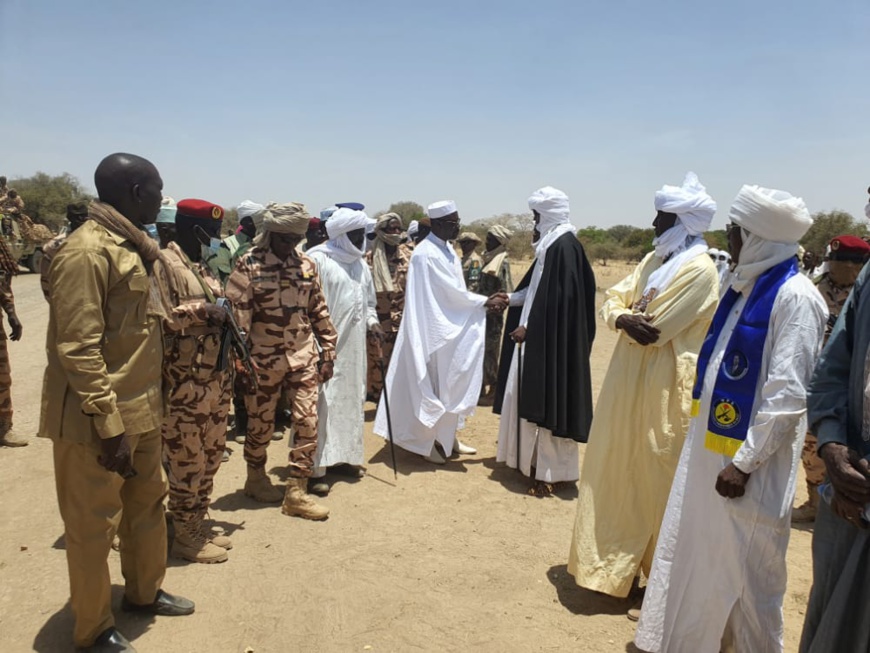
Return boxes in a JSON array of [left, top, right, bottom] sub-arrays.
[[53, 428, 168, 647]]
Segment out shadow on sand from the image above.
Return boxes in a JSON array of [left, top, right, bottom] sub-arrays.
[[483, 457, 579, 501], [546, 564, 630, 617]]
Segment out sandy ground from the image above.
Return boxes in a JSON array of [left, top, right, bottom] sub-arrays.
[[0, 263, 815, 652]]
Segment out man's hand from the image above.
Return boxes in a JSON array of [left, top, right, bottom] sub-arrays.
[[831, 492, 869, 528], [234, 358, 257, 394], [485, 292, 508, 313], [98, 433, 136, 479], [821, 443, 870, 507], [204, 303, 227, 327], [368, 323, 385, 343], [715, 463, 750, 498], [616, 314, 661, 345], [319, 360, 335, 383], [510, 326, 527, 344], [7, 313, 22, 341]]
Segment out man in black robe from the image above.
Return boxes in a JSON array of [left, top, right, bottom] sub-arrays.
[[494, 186, 596, 496]]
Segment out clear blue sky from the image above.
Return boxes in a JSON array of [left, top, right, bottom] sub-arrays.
[[2, 0, 868, 228]]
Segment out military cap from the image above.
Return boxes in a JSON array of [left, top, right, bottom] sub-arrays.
[[176, 198, 224, 221], [308, 217, 322, 231], [335, 202, 365, 211], [830, 235, 870, 260]]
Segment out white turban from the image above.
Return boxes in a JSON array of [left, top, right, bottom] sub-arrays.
[[427, 200, 457, 220], [654, 172, 717, 236], [729, 185, 812, 292], [528, 186, 571, 235], [729, 185, 812, 244], [237, 200, 265, 220], [309, 207, 374, 263]]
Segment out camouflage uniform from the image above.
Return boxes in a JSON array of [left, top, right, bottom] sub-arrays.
[[0, 273, 15, 426], [158, 242, 231, 523], [801, 273, 853, 487], [365, 243, 411, 400], [461, 250, 484, 293], [477, 254, 513, 397], [225, 246, 337, 478]]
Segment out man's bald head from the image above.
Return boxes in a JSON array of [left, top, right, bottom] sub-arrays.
[[94, 153, 163, 226]]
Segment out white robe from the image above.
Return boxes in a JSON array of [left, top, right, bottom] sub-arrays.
[[635, 274, 827, 653], [495, 238, 580, 483], [308, 251, 379, 472], [374, 234, 487, 456]]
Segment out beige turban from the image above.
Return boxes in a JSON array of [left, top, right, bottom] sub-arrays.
[[488, 224, 513, 245], [263, 202, 310, 235], [457, 231, 482, 244], [376, 212, 402, 231]]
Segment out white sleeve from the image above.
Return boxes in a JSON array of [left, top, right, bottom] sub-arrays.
[[509, 288, 528, 307]]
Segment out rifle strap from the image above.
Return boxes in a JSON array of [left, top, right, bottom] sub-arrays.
[[180, 255, 217, 304]]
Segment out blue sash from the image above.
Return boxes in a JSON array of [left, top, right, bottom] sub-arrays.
[[691, 257, 798, 456]]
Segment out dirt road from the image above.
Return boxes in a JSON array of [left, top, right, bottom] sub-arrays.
[[0, 266, 815, 652]]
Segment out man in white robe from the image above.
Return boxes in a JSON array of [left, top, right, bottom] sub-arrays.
[[635, 185, 827, 653], [568, 173, 719, 611], [374, 201, 508, 464], [495, 187, 597, 495], [307, 208, 381, 493]]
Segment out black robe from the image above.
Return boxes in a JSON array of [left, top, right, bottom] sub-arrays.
[[493, 232, 596, 442]]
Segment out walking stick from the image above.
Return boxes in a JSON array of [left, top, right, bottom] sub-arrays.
[[379, 358, 398, 479], [516, 341, 523, 471]]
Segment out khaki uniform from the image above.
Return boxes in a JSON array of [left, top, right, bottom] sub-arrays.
[[0, 273, 16, 424], [477, 255, 513, 396], [461, 250, 484, 293], [364, 243, 411, 400], [158, 242, 230, 523], [39, 232, 68, 301], [802, 274, 853, 486], [39, 220, 167, 648], [225, 246, 337, 478]]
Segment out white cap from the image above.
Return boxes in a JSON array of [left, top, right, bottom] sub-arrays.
[[427, 200, 458, 220]]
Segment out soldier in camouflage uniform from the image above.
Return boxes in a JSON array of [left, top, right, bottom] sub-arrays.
[[157, 199, 234, 562], [225, 202, 338, 521], [365, 213, 411, 401], [478, 225, 514, 404], [793, 235, 870, 523], [0, 267, 24, 447], [457, 231, 484, 293]]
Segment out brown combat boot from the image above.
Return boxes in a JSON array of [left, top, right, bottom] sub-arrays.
[[196, 511, 232, 550], [792, 482, 820, 523], [281, 478, 330, 521], [244, 466, 284, 503], [172, 518, 228, 564], [0, 419, 27, 447]]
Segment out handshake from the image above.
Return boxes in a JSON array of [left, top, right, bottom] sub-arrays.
[[484, 291, 509, 314]]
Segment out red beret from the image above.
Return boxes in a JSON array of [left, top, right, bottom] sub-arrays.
[[308, 217, 322, 230], [830, 235, 870, 255], [176, 198, 224, 221]]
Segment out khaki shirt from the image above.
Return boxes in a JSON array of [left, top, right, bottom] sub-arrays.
[[225, 245, 337, 372], [40, 232, 68, 301], [365, 243, 411, 332], [39, 220, 164, 442]]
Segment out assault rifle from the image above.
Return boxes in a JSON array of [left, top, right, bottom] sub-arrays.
[[216, 297, 258, 393]]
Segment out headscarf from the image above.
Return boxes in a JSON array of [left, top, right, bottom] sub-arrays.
[[237, 200, 265, 230], [729, 185, 813, 293], [456, 231, 482, 245], [643, 173, 716, 298], [483, 225, 513, 276], [528, 186, 575, 257], [308, 207, 373, 265], [370, 213, 404, 292], [407, 220, 419, 239], [253, 201, 310, 250]]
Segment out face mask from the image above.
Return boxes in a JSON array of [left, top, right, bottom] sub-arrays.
[[201, 238, 221, 260], [144, 224, 158, 242]]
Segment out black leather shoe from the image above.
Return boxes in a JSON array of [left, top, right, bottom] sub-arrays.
[[77, 627, 137, 652], [121, 589, 195, 616]]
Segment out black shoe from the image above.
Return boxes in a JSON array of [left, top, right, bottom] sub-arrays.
[[77, 627, 136, 652], [121, 589, 195, 617]]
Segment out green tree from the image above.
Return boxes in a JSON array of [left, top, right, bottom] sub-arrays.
[[606, 224, 637, 243], [469, 212, 535, 259], [586, 238, 620, 266], [9, 172, 93, 230], [386, 201, 426, 226], [705, 229, 728, 250], [800, 210, 868, 257]]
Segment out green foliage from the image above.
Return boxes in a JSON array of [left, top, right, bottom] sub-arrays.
[[386, 201, 426, 227], [222, 208, 239, 236], [800, 211, 867, 257], [705, 229, 728, 250], [9, 172, 93, 230]]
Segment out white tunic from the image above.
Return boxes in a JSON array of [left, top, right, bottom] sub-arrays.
[[635, 274, 826, 653], [374, 234, 487, 456], [495, 225, 580, 483], [308, 251, 378, 472]]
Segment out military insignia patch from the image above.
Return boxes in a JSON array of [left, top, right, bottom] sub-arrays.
[[212, 206, 222, 219], [713, 399, 740, 429]]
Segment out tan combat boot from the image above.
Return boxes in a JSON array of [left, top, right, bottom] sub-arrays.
[[172, 518, 228, 564], [244, 466, 284, 503], [792, 482, 820, 523], [196, 511, 232, 550], [281, 477, 330, 521], [0, 419, 27, 447]]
